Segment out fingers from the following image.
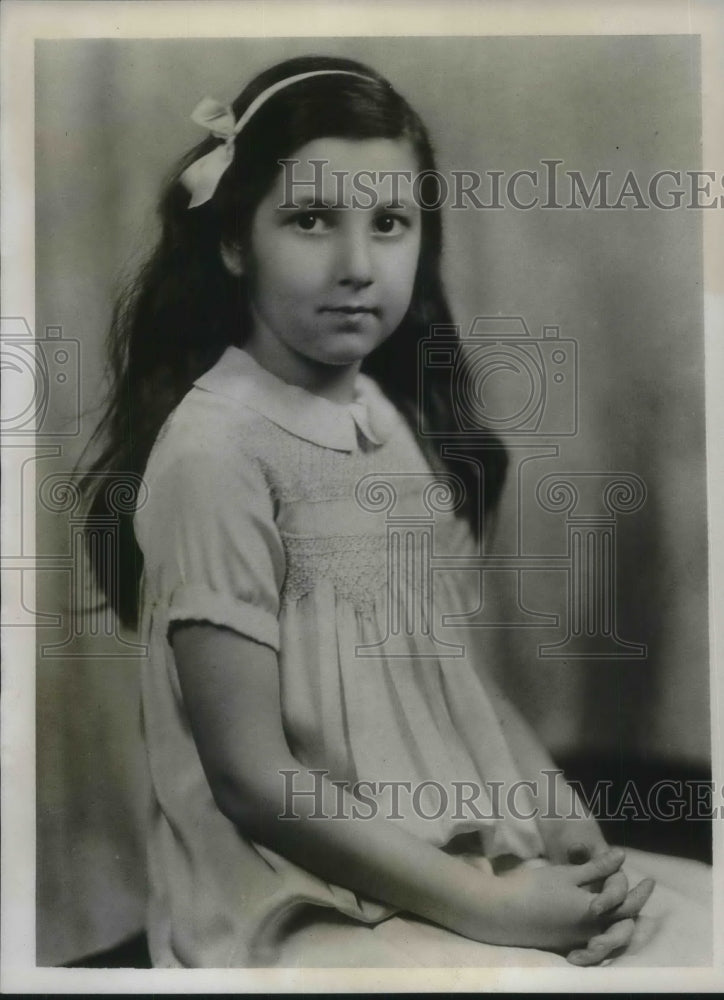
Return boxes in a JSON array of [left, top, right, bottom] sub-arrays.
[[605, 877, 656, 920], [566, 917, 635, 967], [569, 847, 625, 886], [568, 877, 655, 968], [589, 870, 628, 915], [566, 842, 593, 865]]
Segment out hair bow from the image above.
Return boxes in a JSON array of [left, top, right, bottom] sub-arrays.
[[180, 98, 240, 209], [179, 70, 372, 209]]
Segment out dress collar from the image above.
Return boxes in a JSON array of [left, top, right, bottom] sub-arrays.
[[193, 346, 401, 452]]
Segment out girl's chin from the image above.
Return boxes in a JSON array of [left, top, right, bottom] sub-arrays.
[[311, 333, 386, 367]]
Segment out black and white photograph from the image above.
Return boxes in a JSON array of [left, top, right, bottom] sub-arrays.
[[2, 0, 723, 992]]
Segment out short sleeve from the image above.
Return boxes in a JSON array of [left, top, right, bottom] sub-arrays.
[[135, 442, 285, 651]]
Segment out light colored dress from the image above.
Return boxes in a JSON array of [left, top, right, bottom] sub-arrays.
[[134, 345, 712, 969]]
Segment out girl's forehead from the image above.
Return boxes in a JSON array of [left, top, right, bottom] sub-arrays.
[[267, 136, 421, 209], [288, 135, 419, 171]]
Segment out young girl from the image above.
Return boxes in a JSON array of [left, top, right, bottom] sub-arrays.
[[84, 55, 712, 969]]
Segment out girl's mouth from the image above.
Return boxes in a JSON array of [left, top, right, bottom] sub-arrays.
[[320, 305, 380, 316]]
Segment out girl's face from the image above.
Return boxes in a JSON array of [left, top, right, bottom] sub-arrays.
[[228, 136, 422, 389]]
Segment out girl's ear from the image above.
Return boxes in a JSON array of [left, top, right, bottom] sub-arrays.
[[220, 242, 245, 277]]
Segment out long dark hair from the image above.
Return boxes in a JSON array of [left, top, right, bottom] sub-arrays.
[[82, 54, 508, 627]]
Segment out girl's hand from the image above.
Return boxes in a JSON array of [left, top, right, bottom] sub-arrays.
[[566, 874, 656, 965], [541, 802, 619, 897], [488, 848, 654, 963], [545, 819, 608, 866], [537, 773, 609, 867], [564, 838, 617, 894], [564, 840, 656, 928]]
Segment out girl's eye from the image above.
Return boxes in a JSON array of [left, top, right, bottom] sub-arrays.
[[293, 212, 330, 233], [373, 213, 409, 235], [289, 210, 411, 235]]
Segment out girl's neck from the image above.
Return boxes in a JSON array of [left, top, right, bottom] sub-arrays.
[[243, 334, 361, 405]]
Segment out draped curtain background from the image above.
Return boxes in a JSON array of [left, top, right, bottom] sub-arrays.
[[34, 35, 708, 965]]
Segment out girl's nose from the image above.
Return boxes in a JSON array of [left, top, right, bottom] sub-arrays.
[[337, 229, 373, 288]]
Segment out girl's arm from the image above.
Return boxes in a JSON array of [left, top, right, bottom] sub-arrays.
[[171, 623, 649, 962]]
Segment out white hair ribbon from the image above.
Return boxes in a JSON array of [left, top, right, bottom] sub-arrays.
[[180, 70, 372, 209]]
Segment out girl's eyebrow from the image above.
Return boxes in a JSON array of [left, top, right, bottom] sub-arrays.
[[276, 193, 335, 211], [378, 199, 416, 211], [275, 194, 417, 212]]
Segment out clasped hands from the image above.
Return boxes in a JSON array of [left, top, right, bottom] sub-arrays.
[[498, 840, 655, 966], [566, 841, 655, 966]]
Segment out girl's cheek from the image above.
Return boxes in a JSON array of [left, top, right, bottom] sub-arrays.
[[280, 233, 334, 269]]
